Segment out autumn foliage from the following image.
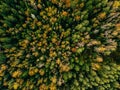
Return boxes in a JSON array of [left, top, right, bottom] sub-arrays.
[[0, 0, 120, 90]]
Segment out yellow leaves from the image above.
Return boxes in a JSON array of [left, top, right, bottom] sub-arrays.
[[75, 16, 81, 21], [92, 63, 101, 71], [115, 23, 120, 31], [92, 18, 100, 27], [38, 78, 47, 86], [96, 56, 103, 63], [52, 38, 57, 43], [24, 39, 29, 44], [19, 39, 29, 49], [17, 64, 23, 68], [62, 11, 68, 16], [112, 31, 118, 36], [12, 70, 22, 78], [43, 24, 50, 29], [38, 0, 41, 3], [49, 52, 54, 57], [45, 7, 57, 16], [25, 80, 34, 89], [39, 69, 45, 76], [91, 40, 101, 45], [30, 0, 36, 6], [113, 1, 120, 8], [93, 23, 98, 28], [37, 42, 42, 47], [45, 7, 52, 12], [26, 17, 31, 21], [37, 4, 42, 9], [49, 51, 57, 57], [44, 78, 48, 83], [38, 79, 43, 84], [25, 10, 29, 16], [49, 83, 57, 90], [16, 79, 24, 85], [71, 48, 77, 53], [63, 0, 71, 8], [88, 40, 101, 46], [33, 52, 39, 57], [0, 64, 7, 76], [39, 84, 48, 90], [0, 70, 4, 76], [29, 84, 34, 89], [30, 23, 36, 29], [48, 27, 52, 31], [43, 33, 47, 39], [51, 0, 58, 4], [60, 32, 64, 39], [3, 81, 8, 86], [95, 47, 106, 53], [3, 23, 7, 27], [47, 12, 52, 17], [116, 23, 120, 27], [22, 23, 27, 28], [4, 49, 9, 53], [34, 68, 39, 73], [26, 80, 31, 86], [1, 64, 7, 71], [56, 58, 61, 65], [61, 44, 65, 48], [60, 64, 70, 72], [37, 21, 42, 26], [16, 51, 24, 57], [51, 76, 57, 84], [79, 2, 84, 8], [40, 56, 44, 61], [50, 17, 57, 24], [57, 78, 63, 86], [29, 70, 35, 76], [29, 68, 38, 76], [25, 54, 30, 59], [98, 12, 106, 20], [13, 82, 19, 90], [40, 11, 45, 16]]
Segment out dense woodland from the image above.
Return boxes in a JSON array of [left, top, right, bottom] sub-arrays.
[[0, 0, 120, 90]]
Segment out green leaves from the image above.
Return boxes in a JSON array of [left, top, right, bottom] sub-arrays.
[[74, 65, 80, 72], [68, 72, 73, 79], [79, 60, 84, 66], [75, 24, 83, 30], [0, 54, 6, 64], [0, 29, 5, 35], [63, 73, 68, 82], [73, 80, 79, 86], [0, 37, 11, 43], [3, 15, 17, 22], [76, 47, 84, 54]]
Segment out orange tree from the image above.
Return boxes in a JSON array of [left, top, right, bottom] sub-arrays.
[[0, 0, 120, 90]]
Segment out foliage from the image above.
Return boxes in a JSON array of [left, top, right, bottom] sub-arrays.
[[0, 0, 120, 90]]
